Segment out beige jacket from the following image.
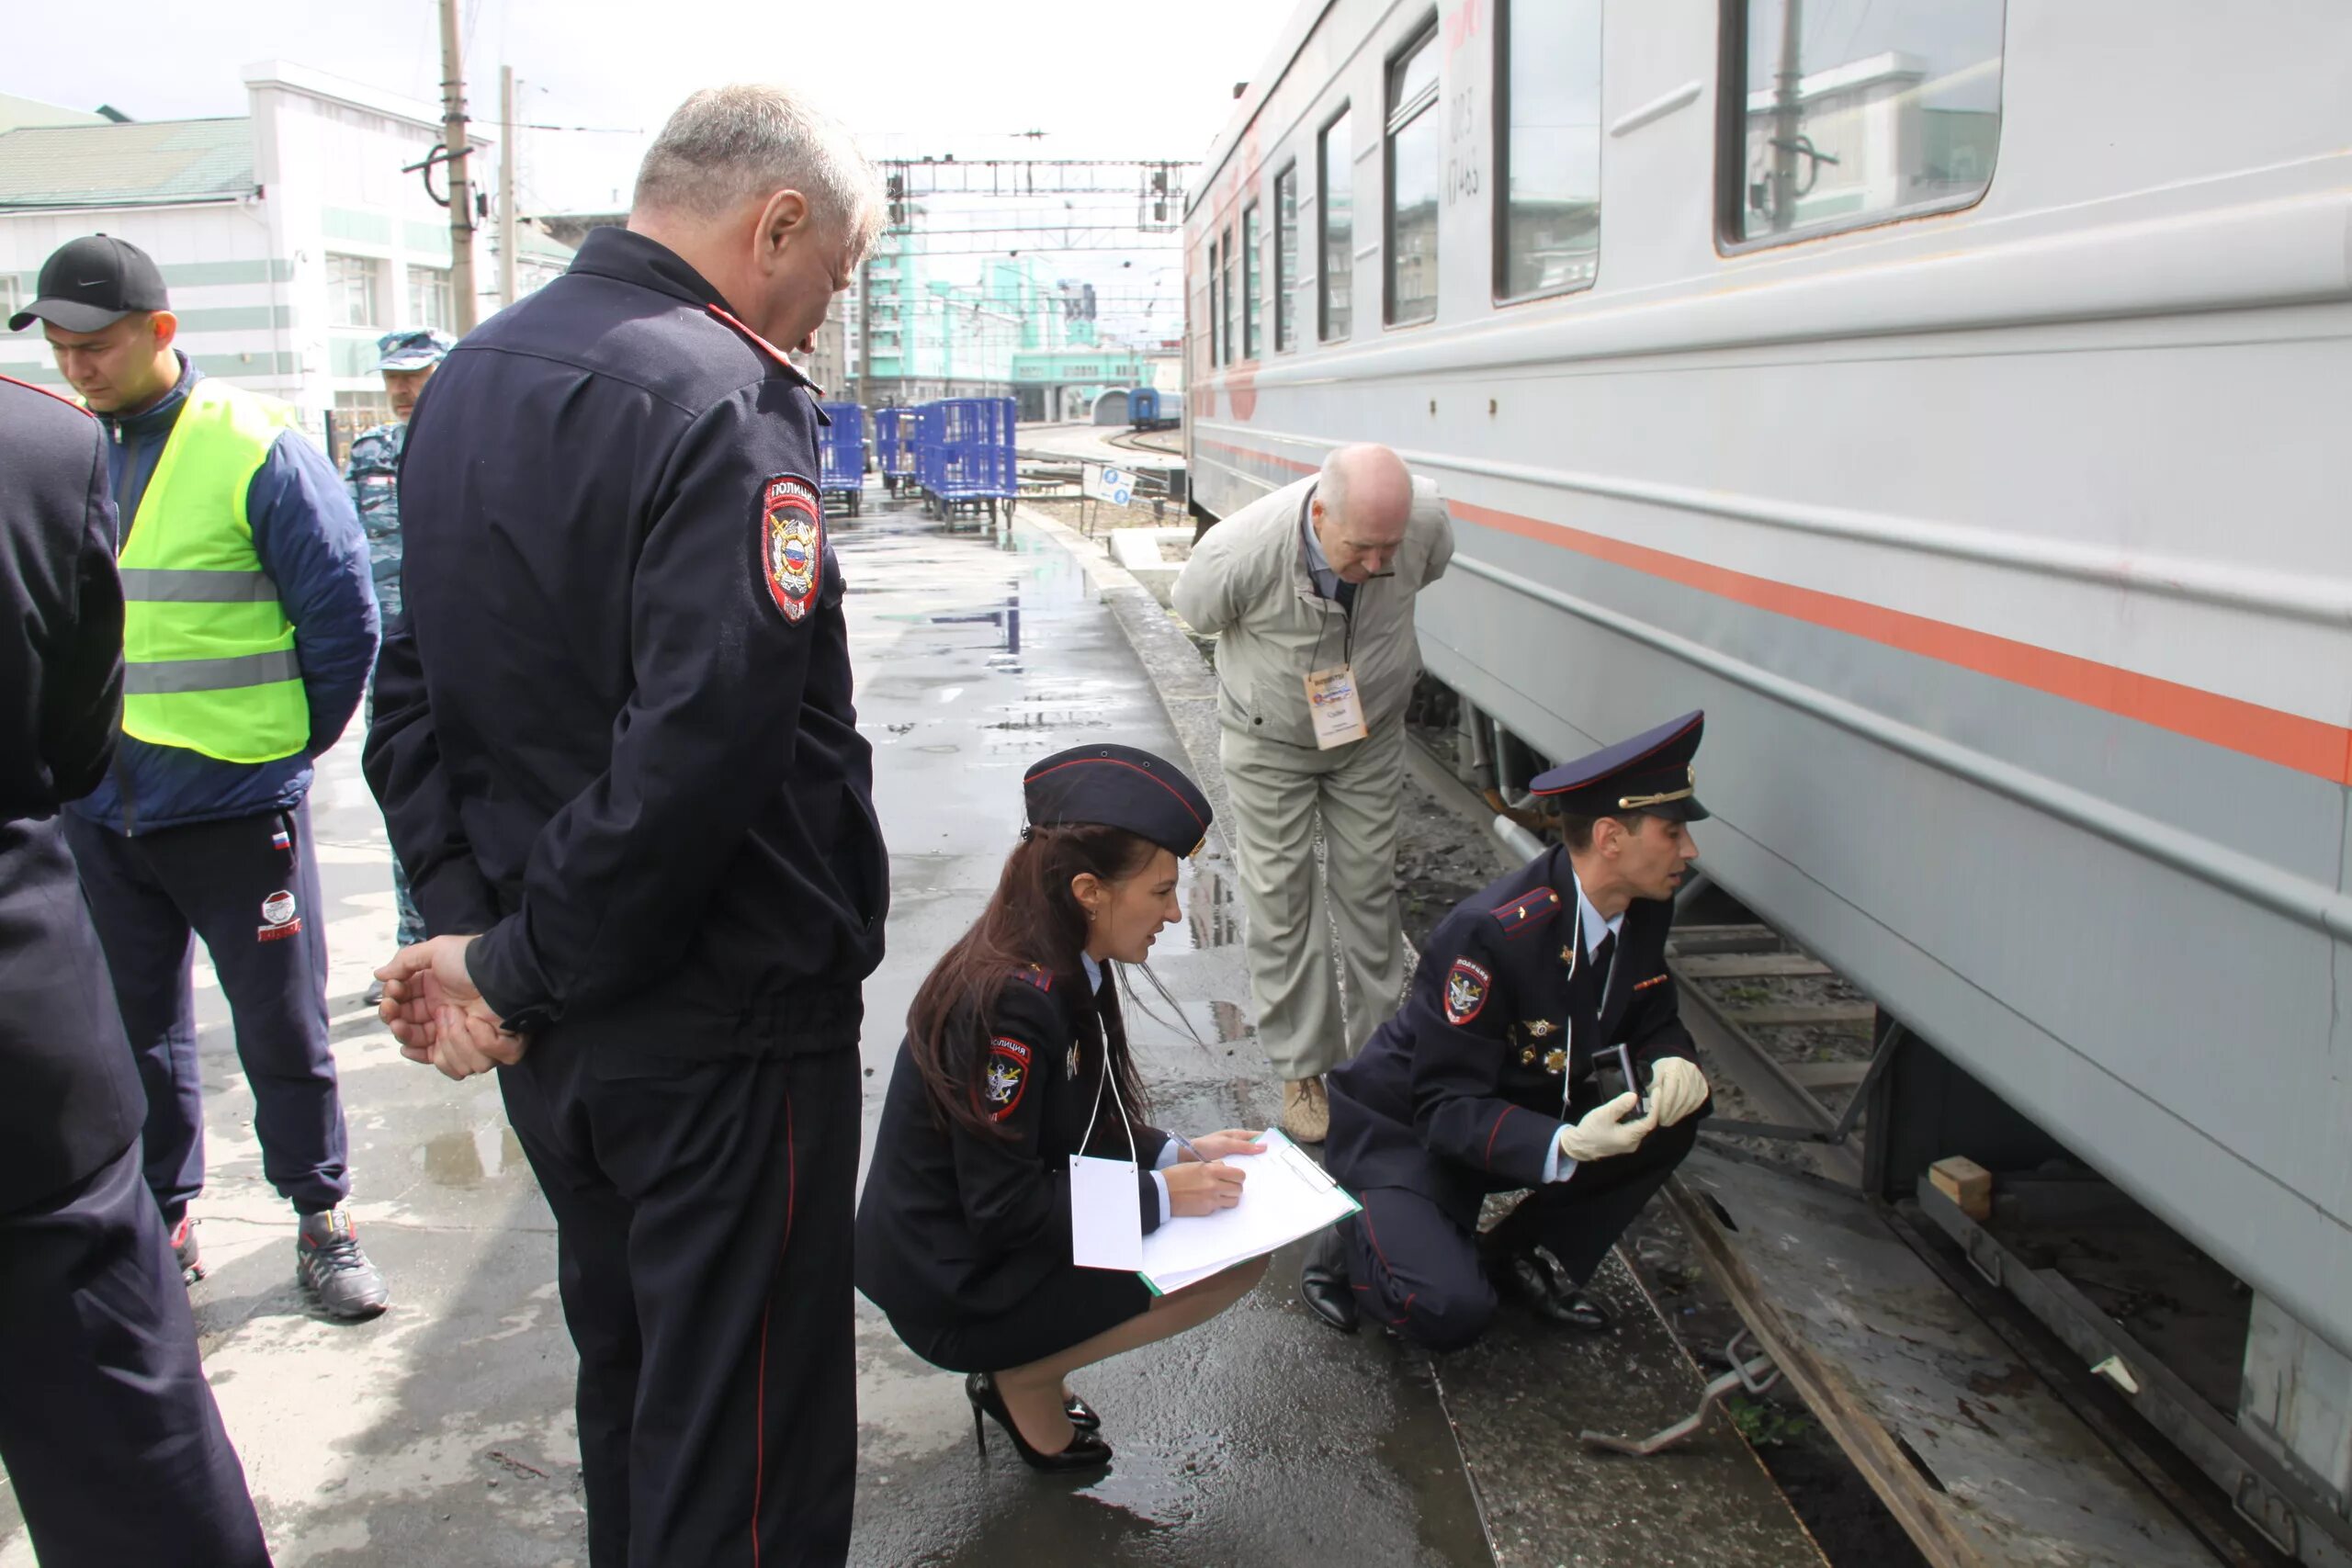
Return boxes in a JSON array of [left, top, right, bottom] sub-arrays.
[[1173, 473, 1454, 750]]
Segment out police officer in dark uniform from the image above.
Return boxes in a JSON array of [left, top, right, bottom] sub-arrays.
[[365, 85, 888, 1566], [1299, 713, 1716, 1349], [858, 744, 1268, 1473], [0, 372, 270, 1565]]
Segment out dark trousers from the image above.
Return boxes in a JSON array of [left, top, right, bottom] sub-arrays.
[[64, 805, 349, 1222], [1347, 1115, 1699, 1351], [499, 1039, 860, 1568], [0, 1140, 270, 1567]]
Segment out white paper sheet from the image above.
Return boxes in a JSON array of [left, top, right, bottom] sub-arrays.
[[1069, 1155, 1144, 1270], [1137, 1129, 1360, 1294]]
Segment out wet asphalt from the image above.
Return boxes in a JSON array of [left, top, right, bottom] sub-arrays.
[[0, 495, 1820, 1568]]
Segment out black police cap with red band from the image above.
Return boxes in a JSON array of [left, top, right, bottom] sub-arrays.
[[1023, 744, 1213, 859], [1529, 711, 1710, 823]]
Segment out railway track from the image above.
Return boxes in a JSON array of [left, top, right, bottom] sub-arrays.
[[1396, 726, 2296, 1568]]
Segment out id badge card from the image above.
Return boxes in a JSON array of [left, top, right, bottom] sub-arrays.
[[1305, 663, 1370, 750], [1069, 1154, 1144, 1270]]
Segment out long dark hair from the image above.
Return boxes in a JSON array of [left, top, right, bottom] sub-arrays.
[[908, 823, 1158, 1141]]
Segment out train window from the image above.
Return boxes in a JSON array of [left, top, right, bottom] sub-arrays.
[[1497, 0, 1603, 301], [1385, 20, 1442, 327], [1206, 236, 1222, 367], [1725, 0, 2004, 246], [1274, 164, 1299, 353], [1243, 201, 1262, 359], [1220, 224, 1236, 365], [1318, 109, 1353, 341]]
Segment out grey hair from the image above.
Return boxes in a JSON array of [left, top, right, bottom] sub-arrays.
[[1318, 446, 1353, 518], [633, 85, 885, 257]]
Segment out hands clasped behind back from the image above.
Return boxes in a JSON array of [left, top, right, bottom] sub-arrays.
[[376, 933, 527, 1081]]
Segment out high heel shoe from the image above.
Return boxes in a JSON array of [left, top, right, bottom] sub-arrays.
[[1063, 1391, 1101, 1431], [966, 1371, 1113, 1472]]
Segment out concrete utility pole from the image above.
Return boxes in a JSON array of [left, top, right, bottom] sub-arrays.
[[437, 0, 479, 331], [857, 257, 873, 404], [499, 65, 517, 309]]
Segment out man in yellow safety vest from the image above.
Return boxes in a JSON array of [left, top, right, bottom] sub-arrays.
[[13, 233, 389, 1320]]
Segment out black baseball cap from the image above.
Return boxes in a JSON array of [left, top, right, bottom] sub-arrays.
[[9, 234, 170, 333]]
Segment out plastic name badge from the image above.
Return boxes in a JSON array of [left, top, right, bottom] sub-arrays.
[[1305, 664, 1370, 750], [1069, 1154, 1144, 1270]]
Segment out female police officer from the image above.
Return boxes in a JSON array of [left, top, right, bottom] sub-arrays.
[[857, 743, 1267, 1472]]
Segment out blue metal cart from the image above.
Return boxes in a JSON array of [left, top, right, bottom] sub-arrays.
[[816, 400, 865, 516]]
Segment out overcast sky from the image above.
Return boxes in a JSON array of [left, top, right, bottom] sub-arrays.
[[9, 0, 1290, 336]]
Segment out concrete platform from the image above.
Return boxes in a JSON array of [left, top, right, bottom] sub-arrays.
[[1, 498, 1821, 1567]]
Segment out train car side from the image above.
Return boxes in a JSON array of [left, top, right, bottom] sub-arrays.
[[1181, 0, 2352, 1394]]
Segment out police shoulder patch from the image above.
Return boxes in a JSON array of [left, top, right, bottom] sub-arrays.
[[760, 474, 824, 625], [985, 1036, 1031, 1120], [1010, 963, 1054, 993], [1443, 957, 1493, 1027]]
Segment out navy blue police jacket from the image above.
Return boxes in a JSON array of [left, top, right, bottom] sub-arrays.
[[0, 375, 146, 1212], [1325, 844, 1703, 1228], [856, 966, 1173, 1325], [364, 227, 887, 1054]]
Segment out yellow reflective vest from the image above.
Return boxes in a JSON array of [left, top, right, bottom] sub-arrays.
[[116, 378, 310, 763]]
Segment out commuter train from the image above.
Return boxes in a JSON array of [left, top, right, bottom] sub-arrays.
[[1182, 0, 2352, 1537]]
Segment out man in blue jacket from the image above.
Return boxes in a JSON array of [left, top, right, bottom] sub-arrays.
[[14, 234, 388, 1320]]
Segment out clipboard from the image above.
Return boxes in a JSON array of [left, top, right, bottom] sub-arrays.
[[1137, 1129, 1363, 1296]]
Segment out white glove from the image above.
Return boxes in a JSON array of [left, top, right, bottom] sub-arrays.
[[1648, 1056, 1710, 1126], [1556, 1090, 1657, 1163]]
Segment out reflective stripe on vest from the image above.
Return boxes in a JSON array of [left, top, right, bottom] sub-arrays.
[[117, 379, 310, 764]]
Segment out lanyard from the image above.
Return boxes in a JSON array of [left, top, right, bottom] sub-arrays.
[[1076, 986, 1138, 1167]]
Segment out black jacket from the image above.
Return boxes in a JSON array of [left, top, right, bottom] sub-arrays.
[[856, 967, 1172, 1325], [366, 228, 888, 1055], [1325, 846, 1702, 1228], [0, 374, 144, 1213]]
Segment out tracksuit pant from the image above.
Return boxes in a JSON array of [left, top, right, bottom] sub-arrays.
[[1221, 718, 1409, 1081], [64, 803, 351, 1223], [499, 1036, 861, 1568], [0, 1139, 270, 1566]]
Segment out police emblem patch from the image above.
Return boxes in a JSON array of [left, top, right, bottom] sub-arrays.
[[760, 474, 824, 624], [985, 1036, 1030, 1121], [1442, 958, 1492, 1026]]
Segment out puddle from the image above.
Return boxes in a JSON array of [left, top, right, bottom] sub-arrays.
[[416, 1124, 527, 1187]]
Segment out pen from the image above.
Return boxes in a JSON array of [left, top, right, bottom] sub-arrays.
[[1170, 1132, 1212, 1164]]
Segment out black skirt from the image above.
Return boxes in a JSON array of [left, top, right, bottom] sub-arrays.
[[888, 1260, 1153, 1374]]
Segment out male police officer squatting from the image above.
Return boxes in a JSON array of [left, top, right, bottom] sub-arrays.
[[1300, 714, 1715, 1349], [1170, 444, 1455, 1144], [368, 85, 886, 1567], [347, 326, 454, 986], [15, 233, 389, 1319], [0, 371, 272, 1568]]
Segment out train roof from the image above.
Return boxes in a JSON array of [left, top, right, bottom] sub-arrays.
[[1187, 0, 1334, 220]]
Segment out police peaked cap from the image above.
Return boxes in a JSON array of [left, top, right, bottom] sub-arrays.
[[373, 328, 457, 372], [1530, 711, 1710, 823], [1023, 744, 1213, 859]]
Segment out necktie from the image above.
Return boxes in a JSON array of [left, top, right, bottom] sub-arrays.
[[1590, 931, 1615, 978]]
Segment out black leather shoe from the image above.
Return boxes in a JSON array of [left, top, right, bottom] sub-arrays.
[[967, 1372, 1112, 1472], [1494, 1245, 1611, 1332], [1063, 1392, 1101, 1432], [1299, 1224, 1360, 1335]]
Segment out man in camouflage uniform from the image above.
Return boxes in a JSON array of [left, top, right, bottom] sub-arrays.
[[347, 328, 453, 988]]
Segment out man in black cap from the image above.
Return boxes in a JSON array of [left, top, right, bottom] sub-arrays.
[[0, 370, 271, 1565], [1299, 713, 1714, 1348], [14, 233, 388, 1319]]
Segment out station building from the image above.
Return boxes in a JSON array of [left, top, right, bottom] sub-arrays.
[[0, 62, 571, 459]]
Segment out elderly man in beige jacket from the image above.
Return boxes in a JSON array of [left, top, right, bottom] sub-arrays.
[[1173, 444, 1454, 1141]]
